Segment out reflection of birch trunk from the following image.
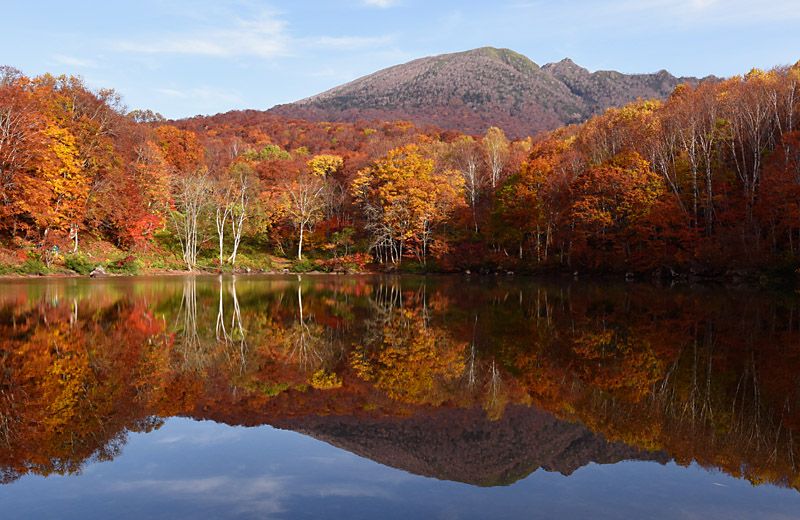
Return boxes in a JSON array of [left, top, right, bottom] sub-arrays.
[[176, 277, 204, 369], [488, 360, 501, 403], [483, 360, 507, 420], [70, 298, 78, 328], [418, 283, 430, 326], [215, 275, 248, 371], [701, 323, 715, 423], [465, 315, 478, 390], [215, 276, 228, 342], [649, 336, 797, 476], [298, 279, 304, 324], [363, 280, 405, 349], [287, 277, 326, 370], [371, 280, 403, 316]]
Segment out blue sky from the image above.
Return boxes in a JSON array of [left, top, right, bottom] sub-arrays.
[[2, 0, 798, 118]]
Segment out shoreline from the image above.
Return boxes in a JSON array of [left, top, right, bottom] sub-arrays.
[[0, 267, 793, 289]]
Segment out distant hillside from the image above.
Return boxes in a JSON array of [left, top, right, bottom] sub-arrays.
[[269, 47, 705, 138]]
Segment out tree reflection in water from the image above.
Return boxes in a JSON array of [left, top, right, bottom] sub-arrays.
[[216, 275, 248, 373], [0, 276, 798, 490]]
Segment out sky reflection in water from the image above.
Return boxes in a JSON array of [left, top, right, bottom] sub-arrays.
[[5, 418, 799, 520]]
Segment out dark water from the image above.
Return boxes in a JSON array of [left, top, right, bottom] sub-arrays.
[[1, 275, 799, 519]]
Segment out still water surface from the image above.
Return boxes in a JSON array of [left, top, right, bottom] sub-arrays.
[[1, 275, 799, 519]]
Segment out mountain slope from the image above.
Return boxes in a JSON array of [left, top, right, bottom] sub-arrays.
[[269, 47, 704, 138], [273, 405, 667, 486]]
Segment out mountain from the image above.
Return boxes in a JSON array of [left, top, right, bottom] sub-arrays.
[[269, 47, 704, 138], [273, 405, 667, 486]]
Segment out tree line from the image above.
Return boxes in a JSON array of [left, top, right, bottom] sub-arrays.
[[1, 62, 799, 274]]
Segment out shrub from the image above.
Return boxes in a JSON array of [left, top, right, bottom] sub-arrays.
[[107, 255, 142, 275], [64, 253, 95, 275], [315, 253, 371, 273], [233, 253, 272, 272], [291, 258, 318, 273], [146, 255, 183, 270], [18, 258, 50, 275]]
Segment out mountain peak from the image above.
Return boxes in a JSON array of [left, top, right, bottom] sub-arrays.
[[542, 57, 590, 77], [468, 46, 540, 67], [270, 47, 699, 138]]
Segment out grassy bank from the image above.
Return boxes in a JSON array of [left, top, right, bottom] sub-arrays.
[[0, 235, 375, 278]]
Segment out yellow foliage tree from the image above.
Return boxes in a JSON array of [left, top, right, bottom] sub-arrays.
[[307, 154, 343, 177], [352, 144, 464, 266], [41, 125, 88, 250]]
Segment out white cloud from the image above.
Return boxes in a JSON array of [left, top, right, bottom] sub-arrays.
[[154, 86, 243, 105], [508, 0, 800, 31], [107, 476, 283, 496], [101, 474, 393, 515], [362, 0, 400, 7], [607, 0, 800, 23], [114, 14, 289, 58], [688, 0, 719, 8], [113, 8, 394, 60], [153, 429, 242, 445], [313, 483, 392, 498], [308, 35, 394, 50], [105, 475, 287, 515], [52, 54, 98, 68]]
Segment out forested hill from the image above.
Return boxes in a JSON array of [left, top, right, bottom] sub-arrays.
[[268, 47, 704, 138]]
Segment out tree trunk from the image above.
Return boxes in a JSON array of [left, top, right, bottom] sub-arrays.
[[70, 225, 78, 253], [297, 221, 305, 260]]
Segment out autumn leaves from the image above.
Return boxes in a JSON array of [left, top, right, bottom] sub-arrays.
[[352, 144, 464, 267], [2, 62, 800, 274]]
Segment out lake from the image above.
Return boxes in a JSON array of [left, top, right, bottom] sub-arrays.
[[1, 274, 799, 519]]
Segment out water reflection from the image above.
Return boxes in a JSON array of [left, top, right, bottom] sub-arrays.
[[0, 275, 799, 497]]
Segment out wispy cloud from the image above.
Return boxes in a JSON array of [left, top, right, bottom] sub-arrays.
[[102, 473, 393, 515], [113, 8, 394, 59], [600, 0, 800, 24], [114, 14, 289, 58], [308, 35, 394, 50], [106, 475, 287, 515], [509, 0, 800, 26], [52, 54, 98, 68], [153, 428, 243, 445], [362, 0, 400, 7], [154, 86, 243, 105], [313, 483, 392, 498]]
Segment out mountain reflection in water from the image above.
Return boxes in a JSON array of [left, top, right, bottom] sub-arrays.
[[1, 275, 799, 517]]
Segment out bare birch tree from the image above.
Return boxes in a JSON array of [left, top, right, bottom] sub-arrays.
[[171, 171, 211, 271], [450, 137, 483, 233], [283, 172, 327, 260], [482, 126, 510, 189], [214, 164, 253, 267]]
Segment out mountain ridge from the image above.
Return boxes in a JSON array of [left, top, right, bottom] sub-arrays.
[[268, 47, 708, 138], [272, 405, 668, 487]]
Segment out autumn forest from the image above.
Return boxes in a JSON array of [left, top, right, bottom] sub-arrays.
[[1, 62, 800, 278]]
